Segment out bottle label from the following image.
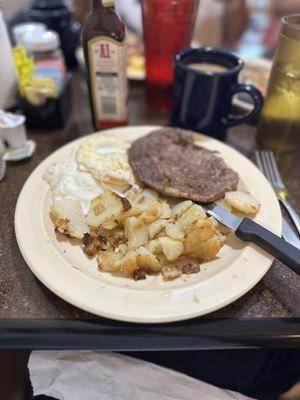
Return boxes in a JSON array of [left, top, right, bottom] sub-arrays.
[[88, 36, 127, 123]]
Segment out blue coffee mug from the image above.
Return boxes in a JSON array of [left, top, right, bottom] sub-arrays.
[[170, 47, 264, 140]]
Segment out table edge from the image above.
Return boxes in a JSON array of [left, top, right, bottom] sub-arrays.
[[0, 318, 299, 350]]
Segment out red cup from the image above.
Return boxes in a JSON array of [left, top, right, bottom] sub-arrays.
[[142, 0, 200, 110]]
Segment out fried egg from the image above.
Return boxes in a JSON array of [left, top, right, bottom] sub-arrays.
[[76, 134, 135, 191], [44, 161, 102, 214]]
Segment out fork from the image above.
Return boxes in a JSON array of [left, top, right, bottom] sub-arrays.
[[255, 150, 300, 236]]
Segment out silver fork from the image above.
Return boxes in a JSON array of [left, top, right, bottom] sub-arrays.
[[255, 150, 300, 236]]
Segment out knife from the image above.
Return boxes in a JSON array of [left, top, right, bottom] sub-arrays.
[[207, 204, 300, 275], [282, 218, 300, 249]]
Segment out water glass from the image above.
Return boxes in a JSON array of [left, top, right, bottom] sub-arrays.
[[258, 14, 300, 150]]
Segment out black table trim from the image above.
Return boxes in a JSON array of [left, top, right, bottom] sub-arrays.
[[0, 318, 299, 350]]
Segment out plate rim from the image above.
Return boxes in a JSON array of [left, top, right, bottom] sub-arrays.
[[15, 125, 282, 323]]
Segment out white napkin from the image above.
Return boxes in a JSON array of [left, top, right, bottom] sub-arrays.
[[29, 351, 255, 400]]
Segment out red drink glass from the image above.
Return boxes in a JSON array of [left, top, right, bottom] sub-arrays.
[[142, 0, 199, 110]]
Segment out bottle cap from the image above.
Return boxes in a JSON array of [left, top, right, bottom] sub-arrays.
[[23, 30, 61, 52], [12, 23, 46, 45]]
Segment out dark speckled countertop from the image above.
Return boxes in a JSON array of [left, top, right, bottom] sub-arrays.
[[0, 73, 299, 350]]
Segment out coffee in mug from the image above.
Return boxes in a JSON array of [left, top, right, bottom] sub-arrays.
[[188, 62, 228, 73]]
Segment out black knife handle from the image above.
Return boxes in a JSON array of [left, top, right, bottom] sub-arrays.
[[236, 218, 300, 275]]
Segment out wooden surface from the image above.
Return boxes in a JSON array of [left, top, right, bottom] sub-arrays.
[[1, 72, 300, 324]]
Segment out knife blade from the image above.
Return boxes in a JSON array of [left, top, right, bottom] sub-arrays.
[[206, 204, 300, 275], [282, 218, 300, 249]]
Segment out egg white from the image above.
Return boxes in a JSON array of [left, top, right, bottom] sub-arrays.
[[44, 161, 102, 214]]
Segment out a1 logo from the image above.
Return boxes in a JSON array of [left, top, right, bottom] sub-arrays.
[[99, 43, 110, 58]]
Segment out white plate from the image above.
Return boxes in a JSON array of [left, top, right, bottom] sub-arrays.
[[15, 126, 281, 323]]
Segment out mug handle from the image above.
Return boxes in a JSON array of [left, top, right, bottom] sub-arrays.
[[224, 84, 264, 127]]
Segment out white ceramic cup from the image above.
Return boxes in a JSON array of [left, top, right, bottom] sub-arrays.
[[0, 112, 27, 148]]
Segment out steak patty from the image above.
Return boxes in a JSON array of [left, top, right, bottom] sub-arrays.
[[128, 128, 239, 203]]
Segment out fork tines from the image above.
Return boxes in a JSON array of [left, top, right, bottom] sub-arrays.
[[255, 150, 284, 189]]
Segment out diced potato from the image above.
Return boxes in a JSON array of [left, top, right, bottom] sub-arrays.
[[123, 188, 159, 217], [224, 191, 261, 215], [97, 251, 123, 272], [184, 219, 225, 260], [148, 239, 162, 255], [141, 202, 161, 224], [123, 205, 144, 218], [156, 253, 168, 267], [123, 216, 133, 240], [123, 187, 144, 218], [171, 201, 193, 220], [148, 219, 168, 240], [156, 230, 169, 239], [51, 199, 89, 239], [136, 247, 161, 272], [209, 211, 231, 235], [175, 204, 206, 229], [208, 216, 219, 229], [184, 219, 215, 249], [81, 184, 227, 281], [136, 189, 159, 211], [158, 237, 184, 262], [115, 250, 138, 277], [165, 223, 185, 241], [86, 191, 131, 230], [124, 185, 143, 203], [83, 230, 109, 257], [118, 243, 128, 255], [162, 266, 181, 281], [106, 228, 126, 249], [159, 201, 172, 219], [197, 236, 225, 261], [124, 216, 149, 249]]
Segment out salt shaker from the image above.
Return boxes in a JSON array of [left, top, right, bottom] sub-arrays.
[[0, 1, 18, 110]]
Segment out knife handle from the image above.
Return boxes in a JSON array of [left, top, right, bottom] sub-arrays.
[[236, 218, 300, 275]]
